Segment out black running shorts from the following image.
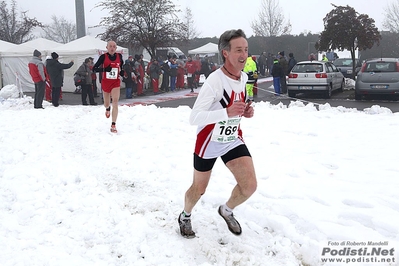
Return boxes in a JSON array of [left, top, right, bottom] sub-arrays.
[[193, 144, 251, 172]]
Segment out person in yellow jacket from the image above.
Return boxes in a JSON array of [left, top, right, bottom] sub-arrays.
[[243, 55, 257, 100], [322, 54, 328, 61]]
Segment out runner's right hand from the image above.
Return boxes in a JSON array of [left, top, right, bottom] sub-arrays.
[[227, 101, 246, 117], [104, 66, 112, 72]]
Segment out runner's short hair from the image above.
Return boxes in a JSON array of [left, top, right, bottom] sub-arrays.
[[218, 29, 246, 63]]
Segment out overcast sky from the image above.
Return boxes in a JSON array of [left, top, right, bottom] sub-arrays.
[[19, 0, 390, 38]]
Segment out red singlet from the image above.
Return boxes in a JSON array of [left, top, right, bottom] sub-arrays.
[[101, 53, 122, 93]]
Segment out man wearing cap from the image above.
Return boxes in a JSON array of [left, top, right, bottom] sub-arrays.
[[28, 49, 46, 109], [46, 52, 74, 107]]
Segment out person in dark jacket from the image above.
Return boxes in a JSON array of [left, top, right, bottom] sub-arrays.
[[75, 58, 97, 105], [149, 58, 162, 94], [271, 59, 283, 95], [122, 57, 137, 98], [46, 52, 74, 107], [278, 51, 288, 94], [258, 52, 267, 76], [88, 57, 98, 98], [267, 53, 273, 75], [287, 52, 297, 73], [200, 55, 211, 78], [169, 55, 178, 92], [160, 55, 171, 92]]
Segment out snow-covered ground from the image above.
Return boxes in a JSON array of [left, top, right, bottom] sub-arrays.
[[0, 86, 398, 265]]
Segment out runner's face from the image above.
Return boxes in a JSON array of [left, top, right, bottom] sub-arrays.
[[224, 37, 248, 71], [107, 41, 117, 55]]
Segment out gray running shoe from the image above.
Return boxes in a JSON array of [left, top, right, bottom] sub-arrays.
[[178, 213, 196, 238], [218, 205, 242, 235]]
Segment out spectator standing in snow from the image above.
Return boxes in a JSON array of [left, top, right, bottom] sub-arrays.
[[28, 49, 46, 109], [287, 52, 297, 73], [176, 55, 185, 90], [46, 52, 74, 107], [149, 58, 162, 94], [75, 57, 97, 106], [169, 55, 178, 92], [278, 51, 288, 94], [258, 52, 267, 76], [271, 58, 283, 95]]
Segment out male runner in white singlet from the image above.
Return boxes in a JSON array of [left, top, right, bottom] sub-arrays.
[[178, 29, 256, 238]]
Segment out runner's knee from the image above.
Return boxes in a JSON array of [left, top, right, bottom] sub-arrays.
[[240, 176, 257, 197]]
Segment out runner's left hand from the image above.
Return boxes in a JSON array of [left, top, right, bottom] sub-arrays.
[[243, 101, 254, 118]]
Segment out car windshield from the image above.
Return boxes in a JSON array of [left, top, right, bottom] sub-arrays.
[[292, 63, 323, 73], [365, 62, 397, 72], [333, 59, 353, 67]]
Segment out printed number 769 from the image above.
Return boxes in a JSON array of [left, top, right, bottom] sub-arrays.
[[219, 125, 237, 136]]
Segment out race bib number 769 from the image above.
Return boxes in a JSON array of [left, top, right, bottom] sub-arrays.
[[211, 118, 241, 143]]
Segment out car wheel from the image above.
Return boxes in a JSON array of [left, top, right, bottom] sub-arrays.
[[339, 79, 345, 92], [288, 91, 295, 98], [355, 91, 361, 100], [325, 84, 332, 99]]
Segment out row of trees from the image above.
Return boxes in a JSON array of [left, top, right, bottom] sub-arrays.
[[188, 31, 399, 61], [1, 0, 399, 66]]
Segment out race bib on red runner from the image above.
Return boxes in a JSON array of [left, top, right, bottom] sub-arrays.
[[106, 67, 119, 79]]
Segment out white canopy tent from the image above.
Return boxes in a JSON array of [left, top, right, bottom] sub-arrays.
[[19, 38, 62, 52], [0, 38, 62, 92], [0, 40, 18, 89], [188, 42, 218, 56], [0, 36, 129, 92], [0, 40, 17, 51], [48, 36, 129, 92], [188, 42, 221, 64]]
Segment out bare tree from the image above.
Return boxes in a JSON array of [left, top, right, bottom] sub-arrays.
[[96, 0, 187, 59], [0, 0, 42, 43], [183, 7, 200, 40], [42, 16, 77, 44], [383, 0, 399, 33], [251, 0, 291, 37]]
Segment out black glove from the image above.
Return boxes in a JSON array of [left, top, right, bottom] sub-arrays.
[[104, 65, 112, 72], [119, 70, 125, 77]]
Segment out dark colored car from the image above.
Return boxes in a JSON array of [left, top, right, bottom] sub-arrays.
[[333, 58, 361, 79], [355, 58, 399, 100]]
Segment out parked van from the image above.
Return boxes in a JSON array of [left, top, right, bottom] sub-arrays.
[[143, 47, 187, 61]]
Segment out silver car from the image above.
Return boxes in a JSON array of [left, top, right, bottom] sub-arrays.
[[355, 58, 399, 100], [287, 61, 345, 99]]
